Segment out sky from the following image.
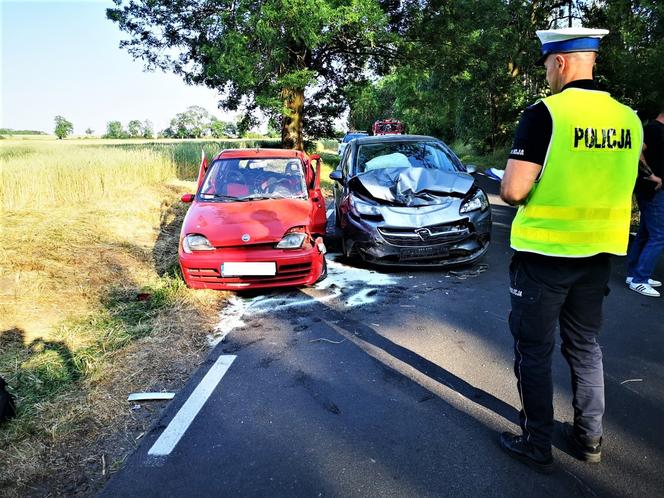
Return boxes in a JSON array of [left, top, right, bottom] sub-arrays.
[[1, 0, 238, 135]]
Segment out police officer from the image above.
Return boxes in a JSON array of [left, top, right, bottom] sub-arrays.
[[498, 27, 643, 472]]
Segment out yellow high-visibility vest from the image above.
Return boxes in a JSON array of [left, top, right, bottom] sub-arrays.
[[511, 88, 643, 257]]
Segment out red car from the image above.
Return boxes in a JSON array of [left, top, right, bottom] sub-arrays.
[[179, 148, 327, 290]]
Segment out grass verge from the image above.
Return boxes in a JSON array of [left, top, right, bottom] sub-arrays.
[[315, 148, 339, 197], [0, 139, 226, 496]]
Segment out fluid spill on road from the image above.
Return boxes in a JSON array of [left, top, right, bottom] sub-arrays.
[[208, 254, 398, 346]]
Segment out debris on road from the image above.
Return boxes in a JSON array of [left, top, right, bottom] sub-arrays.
[[309, 338, 346, 344], [449, 264, 488, 280], [127, 392, 175, 402], [620, 378, 643, 385], [207, 253, 399, 346]]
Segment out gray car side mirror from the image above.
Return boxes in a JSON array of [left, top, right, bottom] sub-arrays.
[[329, 170, 343, 183]]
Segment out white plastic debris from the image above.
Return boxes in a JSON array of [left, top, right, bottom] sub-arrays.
[[127, 392, 175, 402]]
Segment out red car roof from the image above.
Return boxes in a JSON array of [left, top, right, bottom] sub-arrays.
[[214, 148, 306, 160]]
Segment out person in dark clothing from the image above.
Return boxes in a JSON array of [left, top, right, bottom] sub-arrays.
[[498, 27, 643, 472], [626, 108, 664, 296]]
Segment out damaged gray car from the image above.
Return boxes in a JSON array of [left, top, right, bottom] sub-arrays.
[[330, 135, 491, 266]]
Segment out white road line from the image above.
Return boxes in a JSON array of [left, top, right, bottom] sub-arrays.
[[147, 355, 237, 456]]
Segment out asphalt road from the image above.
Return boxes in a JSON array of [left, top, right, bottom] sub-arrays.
[[101, 176, 664, 498]]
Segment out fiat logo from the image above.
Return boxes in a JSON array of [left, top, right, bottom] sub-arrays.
[[241, 234, 251, 243]]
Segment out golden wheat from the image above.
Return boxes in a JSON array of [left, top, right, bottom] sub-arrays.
[[1, 142, 176, 211]]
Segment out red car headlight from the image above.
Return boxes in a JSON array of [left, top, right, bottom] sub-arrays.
[[275, 227, 308, 249], [182, 234, 215, 253]]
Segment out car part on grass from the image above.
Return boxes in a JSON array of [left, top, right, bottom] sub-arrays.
[[127, 392, 176, 402]]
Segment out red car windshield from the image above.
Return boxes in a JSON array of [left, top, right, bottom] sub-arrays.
[[199, 158, 308, 201]]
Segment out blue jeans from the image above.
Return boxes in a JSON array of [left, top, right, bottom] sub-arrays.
[[626, 190, 664, 284]]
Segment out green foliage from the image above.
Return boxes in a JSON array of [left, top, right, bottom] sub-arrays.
[[142, 120, 154, 139], [104, 120, 128, 139], [127, 119, 143, 138], [85, 128, 94, 136], [164, 106, 212, 139], [210, 118, 237, 138], [266, 118, 281, 139], [347, 0, 663, 151], [53, 115, 73, 140], [349, 0, 555, 150], [582, 0, 664, 119]]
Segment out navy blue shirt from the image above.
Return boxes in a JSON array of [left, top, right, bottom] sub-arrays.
[[636, 119, 664, 199]]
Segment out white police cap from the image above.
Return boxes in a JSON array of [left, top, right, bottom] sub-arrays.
[[535, 27, 609, 65]]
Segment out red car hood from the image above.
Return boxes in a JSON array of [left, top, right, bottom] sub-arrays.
[[182, 198, 313, 247]]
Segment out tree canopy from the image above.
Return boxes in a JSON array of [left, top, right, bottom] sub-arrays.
[[107, 0, 399, 149], [349, 0, 664, 151], [108, 0, 664, 151]]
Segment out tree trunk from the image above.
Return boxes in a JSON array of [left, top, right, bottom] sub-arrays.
[[281, 87, 305, 151]]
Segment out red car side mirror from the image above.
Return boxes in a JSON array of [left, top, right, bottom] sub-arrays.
[[181, 193, 195, 203]]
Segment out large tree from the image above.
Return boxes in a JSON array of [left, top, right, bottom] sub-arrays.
[[54, 115, 74, 139], [107, 0, 397, 150]]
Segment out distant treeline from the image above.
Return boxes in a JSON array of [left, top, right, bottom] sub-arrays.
[[0, 129, 47, 135]]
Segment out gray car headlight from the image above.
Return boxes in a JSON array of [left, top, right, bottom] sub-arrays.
[[460, 190, 489, 214], [350, 195, 383, 217], [182, 234, 215, 253]]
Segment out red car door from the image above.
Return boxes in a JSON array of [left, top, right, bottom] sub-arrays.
[[307, 155, 327, 236]]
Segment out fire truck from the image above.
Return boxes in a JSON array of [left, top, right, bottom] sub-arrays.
[[372, 119, 405, 135]]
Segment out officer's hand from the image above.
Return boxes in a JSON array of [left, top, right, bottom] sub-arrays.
[[647, 174, 663, 191]]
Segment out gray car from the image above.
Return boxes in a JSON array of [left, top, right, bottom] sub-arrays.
[[330, 135, 491, 267]]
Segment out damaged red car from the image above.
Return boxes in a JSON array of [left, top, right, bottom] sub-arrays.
[[178, 149, 327, 290]]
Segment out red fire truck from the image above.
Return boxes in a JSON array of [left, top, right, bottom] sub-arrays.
[[372, 119, 405, 135]]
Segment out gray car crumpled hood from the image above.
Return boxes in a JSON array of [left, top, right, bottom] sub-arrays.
[[350, 167, 474, 206]]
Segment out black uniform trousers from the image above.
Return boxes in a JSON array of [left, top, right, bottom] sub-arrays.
[[508, 251, 610, 451]]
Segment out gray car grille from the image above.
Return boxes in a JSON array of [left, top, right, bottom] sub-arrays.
[[378, 222, 470, 247]]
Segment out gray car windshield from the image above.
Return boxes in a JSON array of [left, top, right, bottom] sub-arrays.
[[199, 158, 308, 200], [356, 141, 462, 174]]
